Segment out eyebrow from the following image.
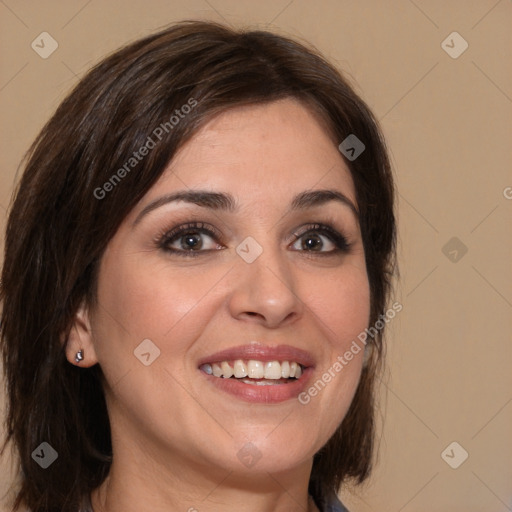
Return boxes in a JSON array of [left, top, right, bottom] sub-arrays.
[[132, 188, 359, 227]]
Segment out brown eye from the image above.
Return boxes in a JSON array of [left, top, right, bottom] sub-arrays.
[[296, 233, 333, 251], [158, 222, 223, 257], [176, 231, 204, 250], [291, 224, 350, 254]]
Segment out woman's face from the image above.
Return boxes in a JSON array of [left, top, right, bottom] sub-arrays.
[[85, 98, 370, 480]]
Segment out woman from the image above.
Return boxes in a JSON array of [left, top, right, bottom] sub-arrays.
[[0, 20, 396, 512]]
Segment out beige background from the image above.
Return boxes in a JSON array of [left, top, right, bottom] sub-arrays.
[[1, 1, 511, 511]]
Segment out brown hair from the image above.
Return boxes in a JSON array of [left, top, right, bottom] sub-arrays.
[[0, 20, 396, 511]]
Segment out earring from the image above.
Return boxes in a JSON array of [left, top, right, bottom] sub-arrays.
[[75, 349, 84, 363]]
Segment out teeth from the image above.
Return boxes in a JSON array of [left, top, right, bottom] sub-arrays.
[[240, 378, 282, 386], [200, 360, 304, 380], [202, 363, 213, 375], [233, 359, 248, 378], [264, 361, 281, 380], [221, 361, 233, 378], [281, 361, 290, 378], [247, 360, 264, 379]]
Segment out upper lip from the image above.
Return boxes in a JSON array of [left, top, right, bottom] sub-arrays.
[[198, 342, 316, 368]]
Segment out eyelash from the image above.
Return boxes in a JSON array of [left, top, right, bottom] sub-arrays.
[[155, 221, 351, 258]]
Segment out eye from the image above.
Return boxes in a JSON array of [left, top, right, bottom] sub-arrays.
[[157, 222, 223, 257], [156, 221, 351, 258], [290, 223, 350, 254]]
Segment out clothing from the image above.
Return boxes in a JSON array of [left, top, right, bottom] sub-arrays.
[[310, 486, 349, 512], [80, 488, 349, 511]]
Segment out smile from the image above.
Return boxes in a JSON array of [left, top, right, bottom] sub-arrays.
[[199, 359, 304, 381]]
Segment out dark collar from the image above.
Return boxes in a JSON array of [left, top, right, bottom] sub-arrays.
[[310, 487, 350, 512]]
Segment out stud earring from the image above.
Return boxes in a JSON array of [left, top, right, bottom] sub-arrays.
[[75, 349, 84, 363]]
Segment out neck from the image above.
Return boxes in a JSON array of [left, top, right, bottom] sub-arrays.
[[90, 444, 319, 512]]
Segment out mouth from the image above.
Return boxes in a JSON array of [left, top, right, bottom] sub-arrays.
[[197, 343, 315, 403], [199, 359, 305, 385]]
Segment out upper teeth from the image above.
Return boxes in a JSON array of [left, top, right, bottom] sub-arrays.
[[200, 360, 303, 379]]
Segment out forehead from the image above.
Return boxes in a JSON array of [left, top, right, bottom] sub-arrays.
[[143, 98, 356, 209]]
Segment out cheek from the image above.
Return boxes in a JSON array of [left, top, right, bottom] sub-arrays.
[[90, 249, 238, 399], [95, 249, 230, 343], [307, 265, 371, 346], [89, 251, 231, 438], [298, 265, 370, 435]]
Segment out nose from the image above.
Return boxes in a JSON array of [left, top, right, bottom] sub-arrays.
[[227, 242, 304, 329]]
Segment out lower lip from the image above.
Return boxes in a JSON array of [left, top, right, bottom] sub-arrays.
[[199, 367, 314, 404]]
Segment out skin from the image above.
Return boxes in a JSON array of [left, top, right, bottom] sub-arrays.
[[66, 98, 370, 512]]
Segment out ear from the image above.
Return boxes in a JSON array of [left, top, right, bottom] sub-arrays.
[[63, 300, 99, 368]]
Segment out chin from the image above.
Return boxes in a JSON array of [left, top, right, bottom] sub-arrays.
[[220, 433, 315, 475]]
